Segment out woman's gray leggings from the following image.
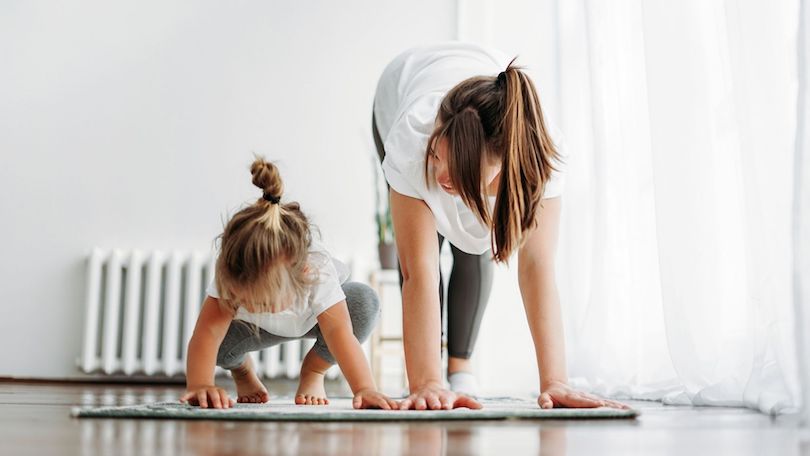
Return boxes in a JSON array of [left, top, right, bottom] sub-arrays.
[[373, 112, 494, 360], [216, 282, 380, 369]]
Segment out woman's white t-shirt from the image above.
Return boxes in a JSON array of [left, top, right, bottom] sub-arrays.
[[373, 41, 567, 255], [206, 240, 350, 337]]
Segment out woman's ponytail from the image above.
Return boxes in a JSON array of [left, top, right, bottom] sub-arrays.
[[491, 63, 559, 262]]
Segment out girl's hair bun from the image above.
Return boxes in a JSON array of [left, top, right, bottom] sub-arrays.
[[250, 157, 283, 198]]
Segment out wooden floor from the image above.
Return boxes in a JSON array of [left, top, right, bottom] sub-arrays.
[[0, 380, 807, 455]]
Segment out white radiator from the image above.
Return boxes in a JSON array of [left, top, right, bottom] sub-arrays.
[[79, 248, 338, 380]]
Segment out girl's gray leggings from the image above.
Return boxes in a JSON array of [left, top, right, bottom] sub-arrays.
[[216, 282, 380, 369], [372, 112, 494, 360]]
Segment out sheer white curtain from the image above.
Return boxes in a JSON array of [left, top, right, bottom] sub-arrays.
[[554, 0, 800, 414], [467, 0, 801, 414], [796, 0, 810, 424]]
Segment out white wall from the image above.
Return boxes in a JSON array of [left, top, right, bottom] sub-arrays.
[[0, 1, 458, 379]]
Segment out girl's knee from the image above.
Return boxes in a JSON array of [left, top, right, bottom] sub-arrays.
[[342, 282, 380, 335], [344, 282, 380, 313], [216, 347, 241, 370]]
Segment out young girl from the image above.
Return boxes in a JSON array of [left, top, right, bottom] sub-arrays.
[[180, 157, 397, 410]]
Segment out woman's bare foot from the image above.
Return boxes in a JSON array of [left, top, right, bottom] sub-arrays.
[[295, 349, 331, 405], [230, 357, 269, 403]]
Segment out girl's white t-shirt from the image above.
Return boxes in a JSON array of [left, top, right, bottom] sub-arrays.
[[373, 41, 568, 255], [206, 240, 350, 338]]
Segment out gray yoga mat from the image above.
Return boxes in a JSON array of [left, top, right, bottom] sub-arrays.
[[72, 397, 639, 421]]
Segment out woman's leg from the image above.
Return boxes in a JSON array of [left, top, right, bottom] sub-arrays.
[[445, 243, 494, 394], [372, 110, 386, 163]]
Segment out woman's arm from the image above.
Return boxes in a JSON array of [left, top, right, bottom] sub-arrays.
[[518, 197, 567, 389], [390, 189, 442, 390], [518, 197, 627, 409], [316, 301, 398, 409], [180, 296, 235, 408], [390, 189, 481, 410]]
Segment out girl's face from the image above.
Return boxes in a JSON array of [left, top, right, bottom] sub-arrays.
[[429, 137, 502, 196], [228, 264, 303, 314], [229, 289, 285, 314]]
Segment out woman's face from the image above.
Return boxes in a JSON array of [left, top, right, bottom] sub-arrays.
[[429, 137, 501, 196]]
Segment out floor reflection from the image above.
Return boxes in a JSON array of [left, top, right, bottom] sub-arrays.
[[78, 418, 570, 456]]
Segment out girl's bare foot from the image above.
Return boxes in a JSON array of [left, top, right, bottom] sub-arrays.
[[230, 357, 269, 403], [295, 349, 330, 405]]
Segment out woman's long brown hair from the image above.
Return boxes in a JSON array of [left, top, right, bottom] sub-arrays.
[[425, 59, 561, 262]]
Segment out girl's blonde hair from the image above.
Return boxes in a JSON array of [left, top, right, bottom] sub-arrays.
[[215, 157, 312, 313], [425, 59, 561, 263]]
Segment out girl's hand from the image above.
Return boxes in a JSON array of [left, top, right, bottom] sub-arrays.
[[352, 389, 400, 410], [538, 381, 629, 409], [399, 382, 482, 410], [180, 385, 234, 409]]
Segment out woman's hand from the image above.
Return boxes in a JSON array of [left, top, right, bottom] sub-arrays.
[[399, 382, 482, 410], [352, 389, 400, 410], [180, 385, 234, 409], [538, 381, 629, 409]]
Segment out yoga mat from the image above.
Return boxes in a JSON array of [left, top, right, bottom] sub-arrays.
[[72, 397, 639, 421]]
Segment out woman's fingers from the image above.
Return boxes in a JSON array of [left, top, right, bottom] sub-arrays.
[[453, 394, 482, 410], [398, 389, 482, 411], [387, 398, 400, 410], [353, 395, 391, 410], [422, 392, 439, 409], [377, 397, 392, 410], [399, 395, 415, 410], [537, 385, 629, 410], [438, 395, 452, 410], [604, 399, 629, 409], [565, 392, 602, 408], [538, 392, 554, 409]]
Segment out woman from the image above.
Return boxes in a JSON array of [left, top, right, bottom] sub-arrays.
[[372, 42, 627, 410]]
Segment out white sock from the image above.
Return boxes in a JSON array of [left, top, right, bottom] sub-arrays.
[[447, 371, 479, 397]]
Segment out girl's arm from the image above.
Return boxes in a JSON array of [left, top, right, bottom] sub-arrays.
[[390, 189, 481, 410], [518, 197, 627, 409], [316, 301, 399, 409], [180, 296, 235, 409]]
